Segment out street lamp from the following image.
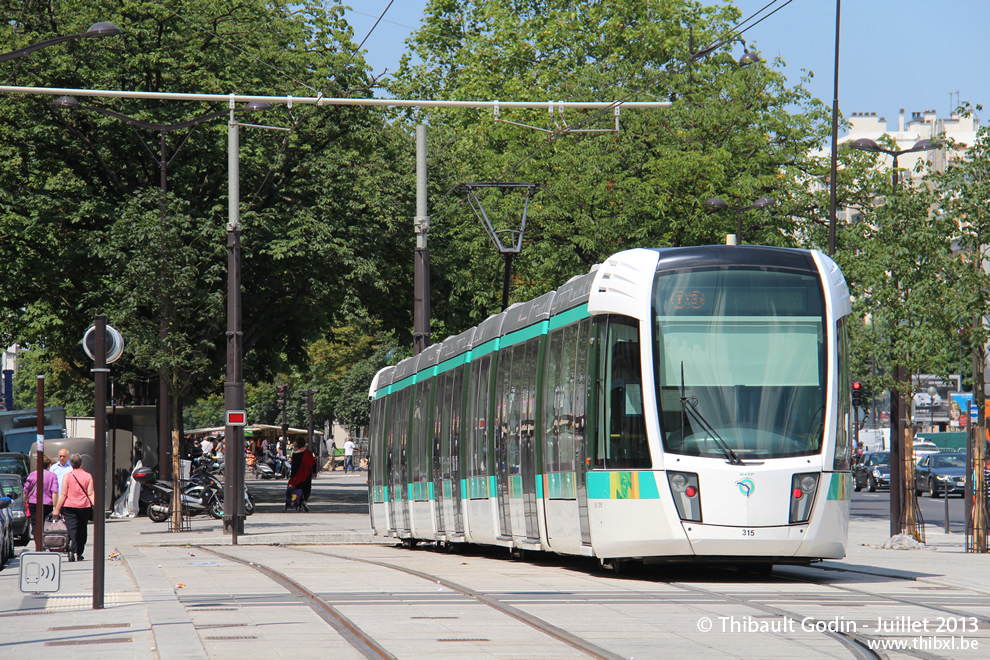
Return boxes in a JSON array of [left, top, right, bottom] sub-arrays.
[[848, 135, 938, 542], [0, 22, 121, 61], [848, 137, 939, 193], [704, 196, 775, 244], [52, 96, 268, 529]]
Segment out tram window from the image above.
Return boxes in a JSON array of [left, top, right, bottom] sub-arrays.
[[466, 355, 492, 493], [578, 317, 595, 469], [411, 380, 432, 489], [654, 267, 827, 459], [834, 317, 851, 470], [507, 343, 527, 475], [543, 329, 564, 475], [433, 372, 449, 481], [451, 365, 465, 477], [597, 316, 650, 469]]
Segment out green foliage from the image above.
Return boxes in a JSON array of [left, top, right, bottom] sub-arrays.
[[391, 0, 837, 329], [0, 0, 415, 432]]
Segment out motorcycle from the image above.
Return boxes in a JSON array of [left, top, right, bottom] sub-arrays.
[[253, 449, 288, 480], [134, 465, 225, 521], [211, 488, 257, 518]]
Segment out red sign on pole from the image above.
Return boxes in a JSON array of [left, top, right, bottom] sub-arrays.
[[226, 410, 247, 426]]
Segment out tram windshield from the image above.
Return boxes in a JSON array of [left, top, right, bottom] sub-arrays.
[[654, 266, 826, 459]]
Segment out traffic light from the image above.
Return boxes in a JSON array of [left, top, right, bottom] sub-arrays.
[[851, 381, 863, 408], [276, 385, 288, 405]]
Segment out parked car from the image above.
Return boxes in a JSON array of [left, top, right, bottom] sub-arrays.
[[0, 474, 29, 545], [0, 452, 30, 479], [914, 452, 967, 498], [853, 451, 890, 492], [0, 496, 12, 570]]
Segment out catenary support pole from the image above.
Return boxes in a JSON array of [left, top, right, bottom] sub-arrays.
[[413, 124, 431, 355], [224, 104, 245, 540], [34, 375, 44, 551], [92, 315, 108, 609]]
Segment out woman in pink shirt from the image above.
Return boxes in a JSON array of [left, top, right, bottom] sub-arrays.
[[23, 454, 60, 542], [53, 454, 95, 562]]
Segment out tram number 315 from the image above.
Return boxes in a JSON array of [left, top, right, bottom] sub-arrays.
[[741, 529, 755, 537]]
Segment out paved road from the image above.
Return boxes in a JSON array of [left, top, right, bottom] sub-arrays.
[[852, 488, 968, 533], [2, 471, 989, 659]]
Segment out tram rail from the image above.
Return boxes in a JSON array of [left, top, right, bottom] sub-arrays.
[[187, 540, 990, 660]]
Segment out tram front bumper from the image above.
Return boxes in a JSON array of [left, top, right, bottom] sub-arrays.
[[681, 522, 817, 557]]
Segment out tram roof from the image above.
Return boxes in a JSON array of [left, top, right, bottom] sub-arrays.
[[550, 266, 598, 315], [501, 290, 555, 336]]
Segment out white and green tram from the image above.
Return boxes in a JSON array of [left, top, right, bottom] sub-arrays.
[[368, 246, 853, 566]]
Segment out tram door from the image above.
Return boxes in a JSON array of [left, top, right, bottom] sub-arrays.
[[432, 373, 448, 537], [544, 318, 594, 550], [494, 349, 513, 541], [520, 340, 541, 542], [388, 388, 410, 534], [433, 368, 464, 539], [575, 318, 594, 546], [448, 366, 465, 536]]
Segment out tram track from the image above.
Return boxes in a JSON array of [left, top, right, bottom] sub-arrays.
[[196, 542, 986, 660], [199, 544, 623, 660]]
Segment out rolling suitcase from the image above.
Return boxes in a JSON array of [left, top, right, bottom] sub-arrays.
[[43, 514, 70, 553]]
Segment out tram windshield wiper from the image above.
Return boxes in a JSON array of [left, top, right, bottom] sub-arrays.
[[679, 362, 745, 466]]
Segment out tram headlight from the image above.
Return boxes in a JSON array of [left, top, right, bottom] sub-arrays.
[[667, 471, 701, 522], [789, 473, 819, 524]]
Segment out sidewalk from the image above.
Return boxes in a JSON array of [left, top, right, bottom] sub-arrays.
[[1, 472, 987, 658]]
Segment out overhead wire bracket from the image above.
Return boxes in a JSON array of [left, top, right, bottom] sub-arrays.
[[458, 182, 542, 254], [492, 100, 621, 135]]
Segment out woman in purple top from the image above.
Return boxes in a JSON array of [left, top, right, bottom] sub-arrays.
[[23, 454, 60, 542]]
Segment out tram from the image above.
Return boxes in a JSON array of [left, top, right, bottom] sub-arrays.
[[368, 246, 853, 566]]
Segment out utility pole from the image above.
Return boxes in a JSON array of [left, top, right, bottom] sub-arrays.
[[301, 388, 319, 462], [277, 384, 289, 457], [413, 125, 431, 355]]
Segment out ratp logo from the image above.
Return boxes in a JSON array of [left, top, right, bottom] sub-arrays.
[[736, 478, 756, 498]]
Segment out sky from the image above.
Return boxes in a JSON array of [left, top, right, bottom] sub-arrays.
[[343, 0, 989, 134]]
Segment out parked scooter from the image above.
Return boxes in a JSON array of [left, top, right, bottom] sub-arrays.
[[253, 448, 288, 480], [134, 465, 225, 521]]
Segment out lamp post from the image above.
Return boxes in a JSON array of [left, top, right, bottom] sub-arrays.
[[704, 196, 775, 244], [225, 101, 290, 542], [849, 138, 939, 194], [53, 96, 269, 532], [0, 22, 121, 62], [849, 136, 938, 540], [828, 0, 841, 256]]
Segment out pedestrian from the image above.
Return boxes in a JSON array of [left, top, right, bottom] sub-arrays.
[[50, 448, 73, 496], [23, 454, 59, 542], [201, 435, 215, 459], [52, 454, 95, 562], [344, 437, 356, 471], [287, 437, 315, 512], [329, 440, 338, 470]]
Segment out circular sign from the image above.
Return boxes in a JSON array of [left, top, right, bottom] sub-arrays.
[[82, 324, 125, 363]]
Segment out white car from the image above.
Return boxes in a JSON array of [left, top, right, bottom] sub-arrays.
[[913, 441, 940, 463]]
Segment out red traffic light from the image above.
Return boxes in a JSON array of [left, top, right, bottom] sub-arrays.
[[852, 381, 862, 390]]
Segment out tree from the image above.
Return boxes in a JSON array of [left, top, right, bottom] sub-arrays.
[[0, 1, 416, 442], [390, 0, 839, 329]]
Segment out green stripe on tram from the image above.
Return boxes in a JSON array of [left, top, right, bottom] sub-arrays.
[[436, 352, 469, 375], [549, 304, 590, 330], [500, 321, 548, 349], [587, 471, 661, 499]]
